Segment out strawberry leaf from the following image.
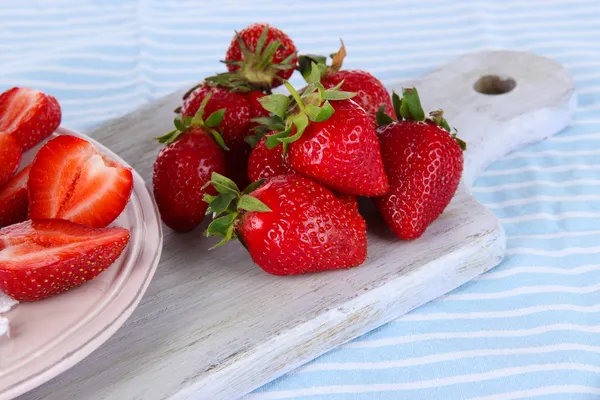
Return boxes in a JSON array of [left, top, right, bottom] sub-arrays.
[[209, 129, 229, 151], [255, 24, 269, 55], [259, 94, 290, 119], [242, 179, 265, 195], [205, 108, 226, 128], [278, 113, 308, 144], [391, 91, 402, 120], [156, 129, 180, 144], [323, 89, 356, 100], [210, 172, 239, 195], [206, 212, 238, 249], [306, 101, 334, 122], [208, 192, 237, 215], [238, 194, 271, 212], [400, 87, 425, 122], [298, 54, 327, 82], [265, 126, 293, 149], [174, 116, 187, 132], [376, 104, 395, 126], [306, 61, 322, 84]]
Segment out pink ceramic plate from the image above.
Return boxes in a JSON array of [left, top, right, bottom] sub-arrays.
[[0, 127, 163, 400]]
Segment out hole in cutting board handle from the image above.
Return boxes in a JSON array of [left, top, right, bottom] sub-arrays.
[[473, 75, 516, 95]]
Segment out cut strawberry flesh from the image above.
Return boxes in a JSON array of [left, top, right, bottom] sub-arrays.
[[0, 165, 30, 228], [0, 89, 39, 132], [0, 219, 130, 301], [0, 131, 22, 188], [0, 87, 61, 151], [28, 135, 133, 228]]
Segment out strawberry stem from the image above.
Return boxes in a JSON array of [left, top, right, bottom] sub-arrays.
[[284, 81, 306, 112]]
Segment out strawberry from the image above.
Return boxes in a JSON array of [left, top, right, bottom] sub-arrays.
[[0, 165, 30, 228], [204, 173, 367, 275], [224, 23, 297, 90], [0, 87, 61, 151], [256, 77, 389, 196], [373, 88, 466, 240], [299, 41, 394, 124], [28, 135, 133, 228], [247, 134, 293, 182], [0, 219, 129, 302], [180, 84, 250, 149], [153, 96, 227, 232], [335, 193, 359, 212], [0, 131, 21, 188]]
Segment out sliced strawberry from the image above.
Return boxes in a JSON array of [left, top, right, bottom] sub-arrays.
[[0, 219, 130, 301], [0, 87, 61, 151], [0, 131, 21, 188], [28, 135, 134, 228], [0, 165, 31, 228]]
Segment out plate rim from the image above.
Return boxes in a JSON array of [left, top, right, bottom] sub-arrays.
[[0, 126, 163, 400]]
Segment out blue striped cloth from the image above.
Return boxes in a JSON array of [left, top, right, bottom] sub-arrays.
[[2, 1, 600, 398]]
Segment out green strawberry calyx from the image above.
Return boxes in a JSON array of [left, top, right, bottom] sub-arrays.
[[248, 62, 356, 152], [375, 87, 467, 151], [298, 39, 347, 83], [157, 92, 229, 151], [203, 172, 271, 249], [221, 24, 297, 91]]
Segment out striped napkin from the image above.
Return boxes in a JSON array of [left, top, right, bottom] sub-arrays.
[[2, 0, 600, 398]]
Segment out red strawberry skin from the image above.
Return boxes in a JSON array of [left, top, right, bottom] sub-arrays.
[[0, 219, 130, 302], [335, 193, 359, 212], [247, 135, 293, 182], [225, 23, 297, 87], [28, 135, 134, 228], [0, 87, 61, 151], [239, 174, 367, 275], [247, 90, 270, 123], [181, 85, 251, 148], [322, 70, 394, 124], [0, 165, 30, 228], [374, 121, 464, 240], [288, 99, 389, 196], [0, 131, 21, 188], [153, 129, 226, 232]]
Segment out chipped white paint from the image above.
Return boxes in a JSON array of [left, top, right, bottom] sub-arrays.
[[18, 51, 575, 400]]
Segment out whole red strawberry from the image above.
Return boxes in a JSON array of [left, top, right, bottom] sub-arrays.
[[256, 79, 389, 196], [0, 131, 21, 188], [0, 219, 130, 302], [154, 95, 227, 232], [0, 165, 30, 228], [299, 41, 393, 124], [373, 88, 466, 240], [0, 87, 61, 151], [204, 173, 367, 275], [225, 23, 297, 89], [247, 134, 293, 182], [180, 84, 251, 149], [28, 135, 133, 228]]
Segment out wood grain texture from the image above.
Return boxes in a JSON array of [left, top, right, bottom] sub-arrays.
[[18, 50, 575, 400]]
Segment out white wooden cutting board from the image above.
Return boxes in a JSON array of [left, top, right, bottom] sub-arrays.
[[19, 50, 575, 400]]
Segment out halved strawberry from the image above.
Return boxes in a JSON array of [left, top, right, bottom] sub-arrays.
[[0, 131, 21, 188], [0, 87, 61, 151], [0, 219, 130, 301], [28, 135, 134, 228], [0, 165, 31, 228]]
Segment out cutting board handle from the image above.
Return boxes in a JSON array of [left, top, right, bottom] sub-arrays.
[[394, 50, 577, 187]]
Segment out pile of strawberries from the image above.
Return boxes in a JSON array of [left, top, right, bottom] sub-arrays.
[[0, 88, 134, 302], [153, 24, 466, 276]]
